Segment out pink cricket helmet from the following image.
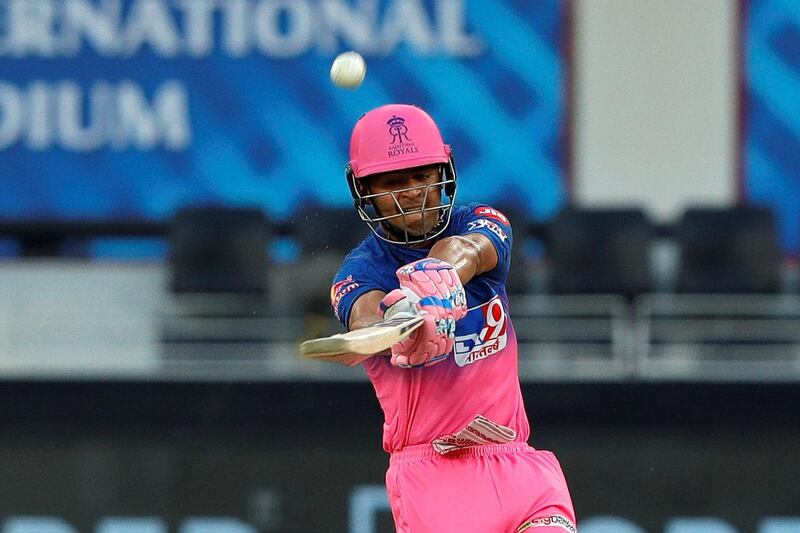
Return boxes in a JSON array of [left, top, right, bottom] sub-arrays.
[[348, 104, 452, 179], [345, 104, 459, 245]]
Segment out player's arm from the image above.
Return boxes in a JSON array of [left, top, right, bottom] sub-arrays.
[[427, 233, 499, 285], [300, 290, 388, 366], [375, 233, 498, 368], [343, 290, 390, 365], [348, 290, 387, 331], [343, 234, 497, 332], [328, 232, 498, 368]]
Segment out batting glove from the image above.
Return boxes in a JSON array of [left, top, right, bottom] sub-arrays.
[[379, 259, 467, 368]]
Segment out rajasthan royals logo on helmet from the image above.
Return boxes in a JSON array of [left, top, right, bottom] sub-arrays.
[[387, 115, 412, 144]]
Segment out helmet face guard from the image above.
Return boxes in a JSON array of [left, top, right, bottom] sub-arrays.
[[346, 160, 458, 246], [346, 104, 458, 246]]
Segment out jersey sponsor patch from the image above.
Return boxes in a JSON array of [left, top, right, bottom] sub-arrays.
[[467, 218, 508, 242], [474, 206, 509, 225], [454, 295, 508, 367], [330, 275, 360, 321], [517, 515, 577, 532]]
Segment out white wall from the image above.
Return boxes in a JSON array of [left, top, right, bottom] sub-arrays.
[[573, 0, 738, 222]]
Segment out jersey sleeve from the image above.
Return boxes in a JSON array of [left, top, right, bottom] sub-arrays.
[[330, 251, 387, 330], [457, 205, 513, 282]]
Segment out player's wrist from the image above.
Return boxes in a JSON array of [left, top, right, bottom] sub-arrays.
[[396, 258, 456, 276]]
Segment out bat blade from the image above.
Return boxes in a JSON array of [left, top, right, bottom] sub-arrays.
[[299, 315, 424, 359]]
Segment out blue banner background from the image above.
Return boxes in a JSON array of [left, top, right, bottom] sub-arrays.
[[0, 0, 567, 225], [744, 0, 800, 254]]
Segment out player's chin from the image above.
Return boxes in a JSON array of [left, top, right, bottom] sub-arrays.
[[385, 213, 439, 240], [386, 222, 425, 240], [405, 216, 440, 235], [406, 211, 439, 229]]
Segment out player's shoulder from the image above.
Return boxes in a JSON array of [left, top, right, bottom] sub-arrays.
[[453, 202, 511, 228], [457, 203, 511, 225]]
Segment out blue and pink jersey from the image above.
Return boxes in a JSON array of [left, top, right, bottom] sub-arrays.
[[331, 204, 531, 453]]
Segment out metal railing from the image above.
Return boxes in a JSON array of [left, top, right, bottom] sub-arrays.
[[635, 294, 800, 381], [512, 295, 632, 381], [2, 263, 800, 382]]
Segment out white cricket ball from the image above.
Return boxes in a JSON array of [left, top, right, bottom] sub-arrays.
[[330, 51, 366, 89]]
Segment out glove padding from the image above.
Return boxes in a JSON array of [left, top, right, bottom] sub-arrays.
[[379, 259, 467, 368]]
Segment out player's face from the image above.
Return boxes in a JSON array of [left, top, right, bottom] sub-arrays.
[[367, 165, 443, 238]]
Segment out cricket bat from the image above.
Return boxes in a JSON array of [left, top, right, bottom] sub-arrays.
[[299, 314, 424, 364]]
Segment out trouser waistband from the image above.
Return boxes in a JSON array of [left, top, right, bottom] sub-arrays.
[[390, 442, 530, 464]]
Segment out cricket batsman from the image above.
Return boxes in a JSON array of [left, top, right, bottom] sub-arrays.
[[329, 104, 576, 532]]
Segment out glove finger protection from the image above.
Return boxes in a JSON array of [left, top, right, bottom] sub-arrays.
[[379, 259, 467, 368]]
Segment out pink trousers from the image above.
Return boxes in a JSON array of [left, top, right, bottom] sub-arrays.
[[386, 443, 576, 533]]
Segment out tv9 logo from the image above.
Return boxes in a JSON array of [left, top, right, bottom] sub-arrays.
[[454, 296, 507, 367]]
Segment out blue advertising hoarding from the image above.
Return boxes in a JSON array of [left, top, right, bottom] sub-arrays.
[[0, 0, 568, 224], [743, 0, 800, 255]]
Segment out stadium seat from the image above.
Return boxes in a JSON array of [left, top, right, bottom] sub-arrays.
[[547, 207, 652, 296], [293, 205, 370, 255], [273, 206, 369, 316], [168, 206, 271, 296], [675, 206, 781, 293]]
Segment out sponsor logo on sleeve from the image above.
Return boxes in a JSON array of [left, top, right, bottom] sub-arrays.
[[453, 295, 508, 367], [467, 218, 508, 242], [330, 275, 360, 320], [517, 515, 577, 532], [474, 206, 509, 225]]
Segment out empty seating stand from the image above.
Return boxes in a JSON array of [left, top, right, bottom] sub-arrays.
[[169, 206, 271, 297], [269, 206, 369, 329], [163, 206, 296, 367], [636, 206, 796, 380], [548, 207, 652, 297], [675, 206, 781, 294]]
